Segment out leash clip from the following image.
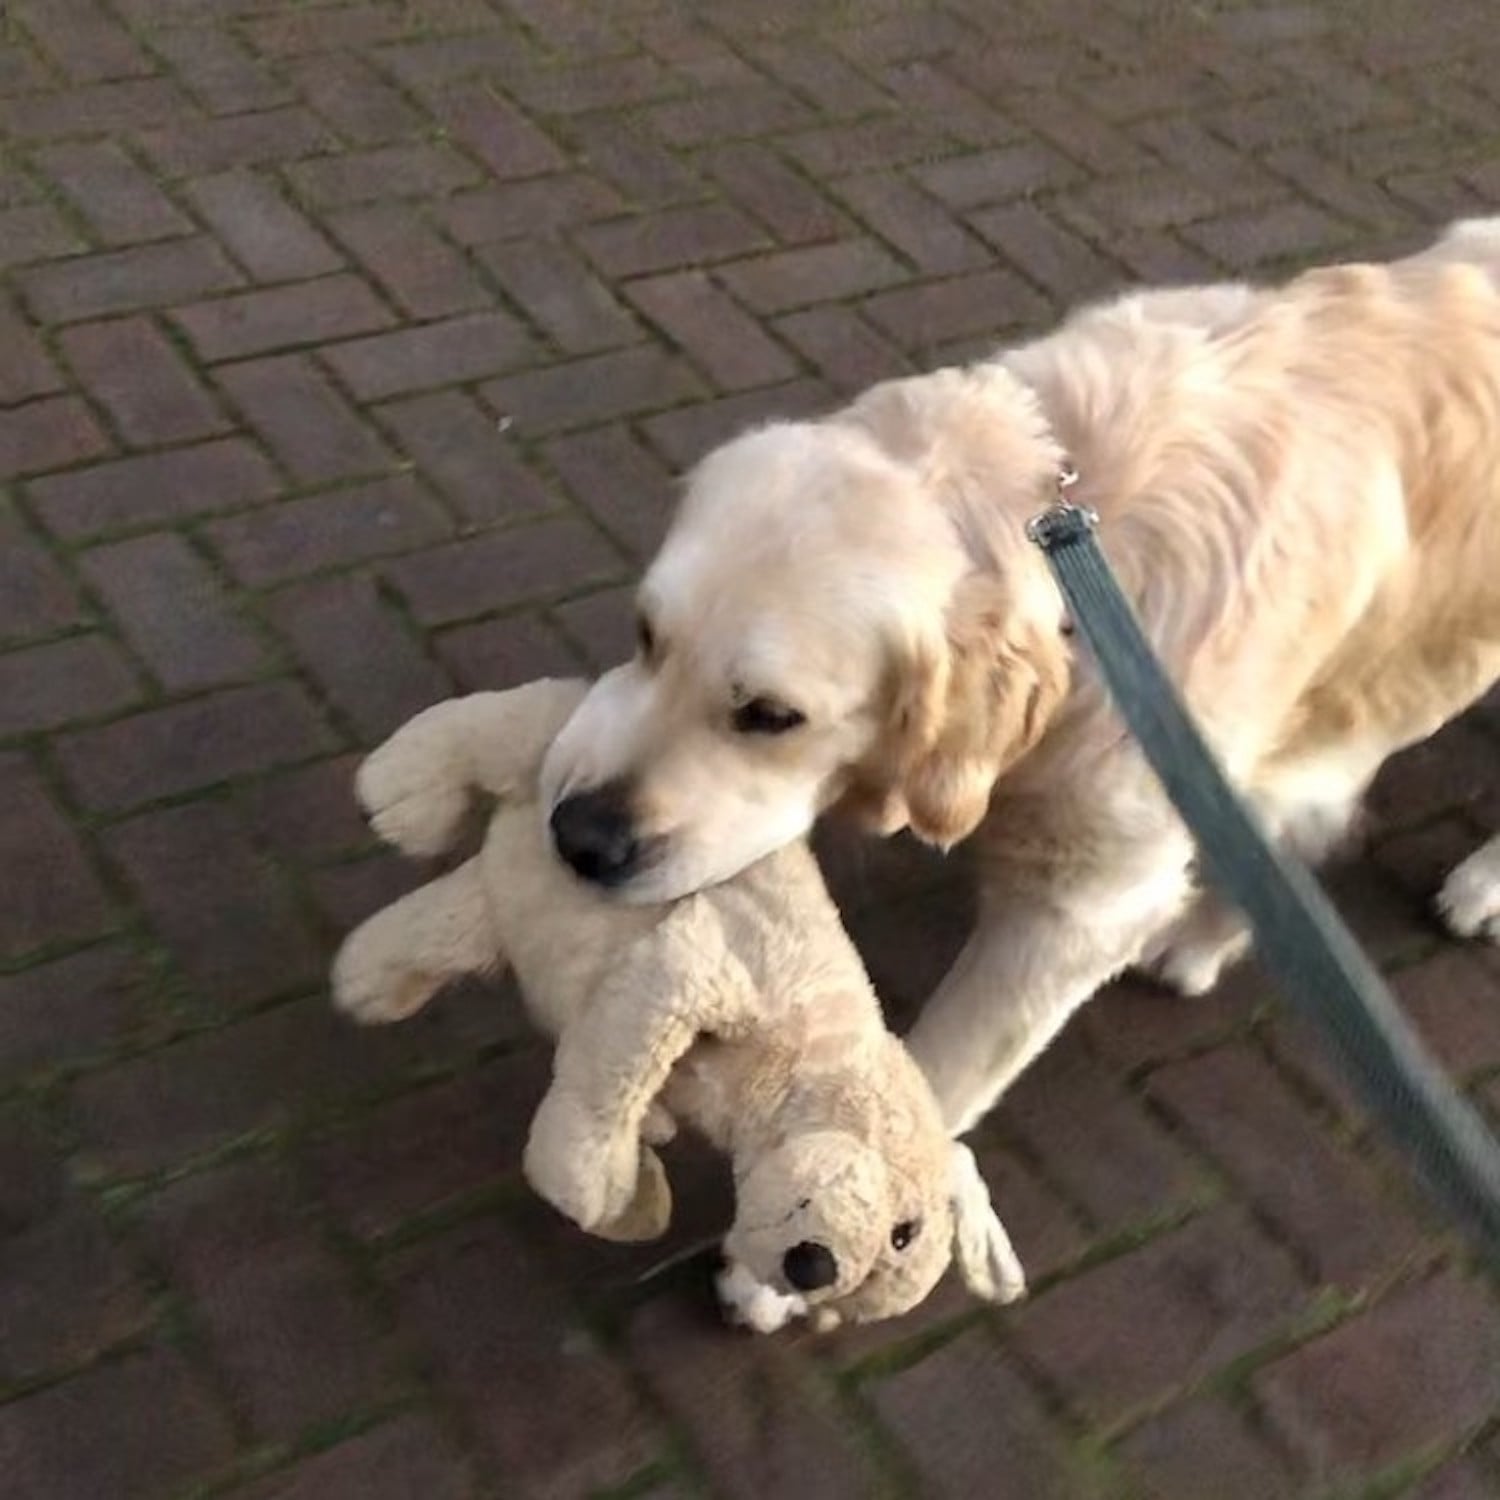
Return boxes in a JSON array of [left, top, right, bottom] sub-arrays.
[[1025, 464, 1099, 551]]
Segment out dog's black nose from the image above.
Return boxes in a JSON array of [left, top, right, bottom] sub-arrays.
[[782, 1241, 838, 1292], [550, 785, 639, 885]]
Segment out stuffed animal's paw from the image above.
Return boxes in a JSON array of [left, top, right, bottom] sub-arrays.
[[330, 925, 441, 1025], [716, 1261, 807, 1333], [594, 1146, 672, 1243], [524, 1091, 650, 1235], [356, 733, 469, 858]]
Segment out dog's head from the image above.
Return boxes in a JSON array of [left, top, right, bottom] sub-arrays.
[[540, 370, 1071, 900]]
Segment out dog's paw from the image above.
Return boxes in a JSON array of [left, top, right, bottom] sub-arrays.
[[1141, 940, 1233, 998], [1437, 841, 1500, 944], [716, 1260, 806, 1334], [356, 733, 468, 859]]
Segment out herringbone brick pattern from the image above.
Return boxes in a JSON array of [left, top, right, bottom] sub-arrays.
[[2, 1, 1499, 1495]]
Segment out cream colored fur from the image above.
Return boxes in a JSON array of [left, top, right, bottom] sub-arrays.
[[544, 219, 1500, 1135], [331, 680, 1024, 1331]]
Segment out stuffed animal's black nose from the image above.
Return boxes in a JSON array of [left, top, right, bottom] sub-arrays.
[[782, 1241, 838, 1292], [550, 785, 639, 885]]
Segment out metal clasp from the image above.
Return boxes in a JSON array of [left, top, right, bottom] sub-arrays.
[[1026, 463, 1099, 550]]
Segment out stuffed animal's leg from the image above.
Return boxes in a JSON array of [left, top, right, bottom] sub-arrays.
[[358, 680, 588, 857], [332, 859, 500, 1024]]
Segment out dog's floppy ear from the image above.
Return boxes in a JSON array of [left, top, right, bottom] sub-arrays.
[[948, 1143, 1026, 1304], [891, 572, 1069, 849]]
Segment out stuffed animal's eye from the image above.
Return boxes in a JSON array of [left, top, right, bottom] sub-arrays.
[[891, 1219, 921, 1251], [732, 698, 806, 735]]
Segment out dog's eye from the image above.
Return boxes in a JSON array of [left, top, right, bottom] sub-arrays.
[[636, 615, 655, 660], [890, 1219, 921, 1252], [732, 698, 805, 735]]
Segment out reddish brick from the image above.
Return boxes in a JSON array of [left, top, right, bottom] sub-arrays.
[[436, 173, 623, 246], [700, 142, 851, 245], [0, 752, 113, 959], [80, 533, 264, 691], [774, 305, 908, 394], [0, 204, 85, 270], [60, 316, 228, 446], [478, 237, 638, 354], [1014, 1208, 1306, 1423], [0, 297, 64, 405], [1119, 1398, 1299, 1500], [1390, 948, 1500, 1078], [321, 310, 535, 400], [385, 517, 622, 624], [0, 1347, 234, 1498], [0, 509, 83, 641], [229, 1417, 471, 1500], [378, 390, 554, 524], [32, 141, 191, 246], [967, 1135, 1090, 1281], [0, 397, 111, 480], [0, 943, 141, 1075], [287, 55, 423, 145], [207, 476, 447, 585], [624, 270, 797, 390], [328, 202, 489, 320], [565, 116, 702, 209], [287, 143, 483, 207], [0, 633, 140, 737], [107, 800, 325, 1010], [19, 237, 243, 324], [29, 438, 278, 538], [627, 1294, 872, 1500], [148, 26, 290, 115], [836, 172, 992, 275], [184, 170, 343, 283], [917, 143, 1083, 209], [1255, 1271, 1500, 1482], [307, 848, 420, 933], [434, 614, 580, 692], [0, 77, 187, 141], [140, 1162, 397, 1439], [428, 79, 566, 182], [267, 574, 450, 741], [503, 54, 678, 116], [1370, 722, 1498, 828], [869, 1331, 1077, 1500], [174, 274, 394, 360], [745, 38, 892, 118], [389, 1220, 659, 1495], [11, 0, 151, 83], [719, 238, 907, 313], [138, 107, 335, 176], [237, 754, 369, 865], [555, 586, 636, 668], [970, 201, 1121, 304], [862, 268, 1047, 351], [785, 117, 959, 176], [1150, 1046, 1425, 1284], [1409, 1460, 1499, 1500], [1182, 201, 1355, 270], [481, 345, 703, 436], [642, 377, 832, 468], [547, 423, 676, 559], [56, 680, 335, 811], [218, 354, 394, 483], [578, 205, 770, 278], [645, 84, 812, 147], [245, 5, 418, 55]]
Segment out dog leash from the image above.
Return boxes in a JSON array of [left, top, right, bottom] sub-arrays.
[[1027, 471, 1500, 1267]]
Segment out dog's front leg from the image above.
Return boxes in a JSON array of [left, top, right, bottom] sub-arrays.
[[906, 855, 1190, 1136]]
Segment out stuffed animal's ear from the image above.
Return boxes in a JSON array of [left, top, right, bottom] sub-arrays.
[[948, 1143, 1027, 1304]]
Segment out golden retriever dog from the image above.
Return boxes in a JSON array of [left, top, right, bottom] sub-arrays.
[[541, 218, 1500, 1137]]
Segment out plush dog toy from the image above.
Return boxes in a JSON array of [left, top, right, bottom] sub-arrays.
[[331, 677, 1024, 1331]]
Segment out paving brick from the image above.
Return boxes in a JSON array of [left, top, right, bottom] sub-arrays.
[[645, 83, 813, 147], [917, 143, 1085, 209], [554, 586, 635, 668], [970, 200, 1122, 305], [1014, 1207, 1306, 1424], [1370, 722, 1498, 828], [0, 297, 64, 405], [56, 680, 335, 812], [623, 270, 797, 390], [147, 25, 291, 115], [378, 390, 554, 524], [140, 1161, 397, 1440], [433, 613, 580, 693], [0, 1347, 235, 1499], [236, 755, 369, 866], [33, 140, 191, 246], [773, 304, 909, 394], [307, 848, 422, 933], [0, 204, 87, 270], [784, 116, 960, 176], [719, 238, 908, 314], [699, 142, 851, 245], [388, 1219, 659, 1496], [0, 943, 141, 1075], [13, 0, 150, 82], [1182, 200, 1357, 271], [29, 438, 279, 539], [744, 37, 895, 118], [0, 633, 140, 738], [0, 397, 111, 480], [80, 533, 265, 692], [428, 79, 567, 182], [328, 202, 490, 320], [219, 354, 395, 483], [228, 1416, 471, 1500], [482, 345, 704, 436], [578, 205, 771, 278], [832, 172, 990, 277], [207, 476, 447, 586], [267, 574, 450, 741], [1118, 1397, 1299, 1500], [0, 77, 187, 141], [565, 116, 703, 209], [139, 107, 336, 176], [384, 516, 621, 625], [184, 170, 343, 283], [0, 507, 84, 642], [627, 1293, 873, 1500], [861, 267, 1048, 351], [869, 1331, 1078, 1500], [1390, 948, 1500, 1078], [477, 237, 638, 354], [320, 309, 535, 400], [502, 54, 680, 117], [60, 315, 229, 446], [1408, 1459, 1500, 1500], [287, 55, 424, 145], [19, 237, 244, 324], [547, 423, 676, 559], [287, 143, 484, 207], [107, 800, 325, 1011], [245, 4, 419, 56], [642, 377, 832, 469], [435, 173, 623, 245], [1255, 1271, 1500, 1483], [174, 274, 395, 361]]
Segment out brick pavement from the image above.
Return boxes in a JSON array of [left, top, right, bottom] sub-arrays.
[[2, 1, 1499, 1495]]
